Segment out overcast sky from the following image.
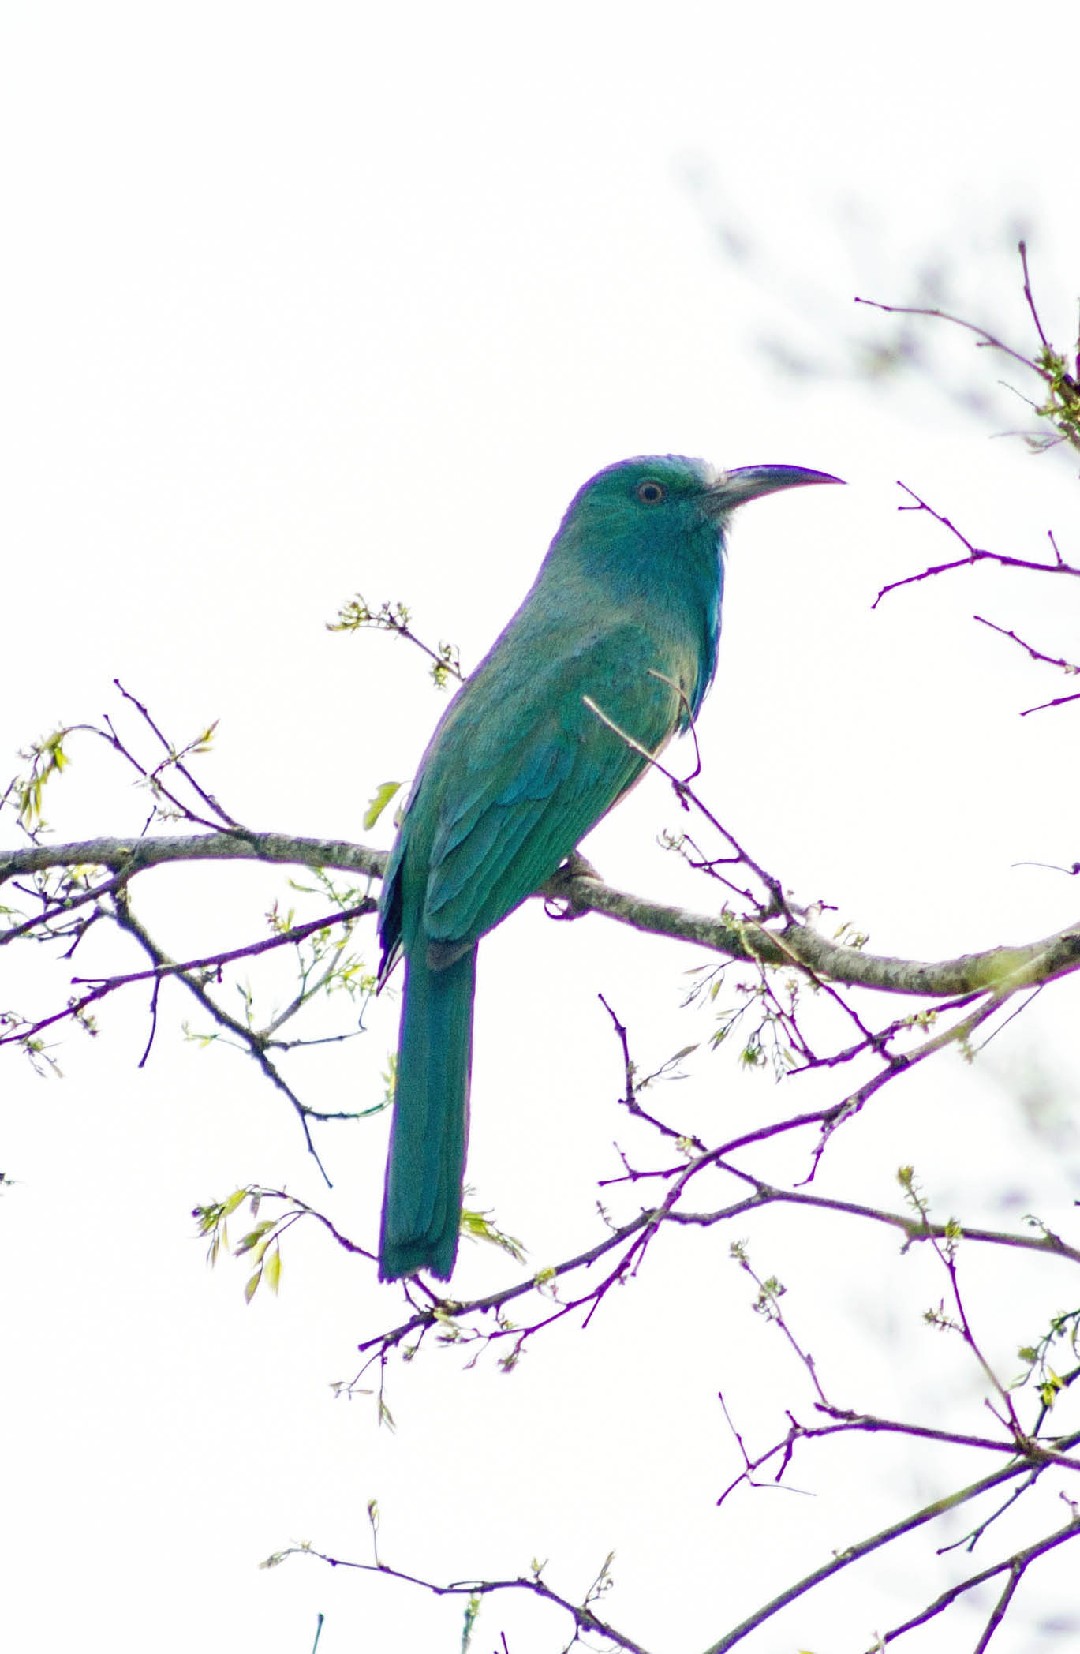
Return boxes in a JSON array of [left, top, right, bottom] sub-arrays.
[[4, 6, 1080, 1652]]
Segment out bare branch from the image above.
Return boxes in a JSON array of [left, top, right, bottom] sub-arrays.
[[975, 613, 1080, 679], [873, 484, 1080, 609], [854, 294, 1039, 376], [876, 1514, 1080, 1649], [266, 1542, 652, 1654], [72, 900, 375, 995], [702, 1436, 1080, 1654], [110, 891, 345, 1182]]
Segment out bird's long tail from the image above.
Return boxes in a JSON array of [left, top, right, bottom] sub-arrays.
[[378, 945, 476, 1281]]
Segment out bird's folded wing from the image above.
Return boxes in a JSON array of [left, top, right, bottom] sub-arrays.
[[422, 630, 687, 945]]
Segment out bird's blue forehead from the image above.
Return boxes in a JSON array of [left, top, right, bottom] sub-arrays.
[[585, 454, 721, 498]]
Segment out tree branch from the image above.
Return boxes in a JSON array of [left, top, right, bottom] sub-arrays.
[[702, 1435, 1080, 1654], [0, 831, 385, 887], [265, 1542, 651, 1654], [4, 830, 1079, 1001]]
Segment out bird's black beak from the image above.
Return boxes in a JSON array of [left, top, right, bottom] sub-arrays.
[[707, 464, 844, 513]]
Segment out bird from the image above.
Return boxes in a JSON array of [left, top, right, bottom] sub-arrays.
[[376, 454, 841, 1280]]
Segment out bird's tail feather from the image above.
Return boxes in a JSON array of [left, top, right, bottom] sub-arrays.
[[378, 946, 476, 1281]]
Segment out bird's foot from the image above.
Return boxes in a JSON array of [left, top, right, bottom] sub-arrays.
[[542, 851, 603, 920]]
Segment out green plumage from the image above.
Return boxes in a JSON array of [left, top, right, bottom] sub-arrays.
[[380, 948, 474, 1280], [377, 454, 839, 1280]]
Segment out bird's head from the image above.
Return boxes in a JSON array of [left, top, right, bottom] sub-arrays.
[[548, 455, 841, 595], [562, 454, 843, 535]]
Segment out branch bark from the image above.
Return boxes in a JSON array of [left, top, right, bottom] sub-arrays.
[[4, 829, 1079, 1000]]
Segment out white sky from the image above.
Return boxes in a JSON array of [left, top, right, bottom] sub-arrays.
[[4, 5, 1080, 1652]]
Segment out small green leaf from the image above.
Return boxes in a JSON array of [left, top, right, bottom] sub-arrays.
[[460, 1206, 526, 1263], [235, 1219, 275, 1256], [364, 781, 404, 831]]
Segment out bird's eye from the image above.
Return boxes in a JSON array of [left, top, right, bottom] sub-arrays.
[[636, 479, 666, 504]]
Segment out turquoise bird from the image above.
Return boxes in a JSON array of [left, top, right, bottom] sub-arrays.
[[377, 454, 839, 1280]]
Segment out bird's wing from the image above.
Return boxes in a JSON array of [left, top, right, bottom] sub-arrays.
[[419, 625, 690, 947]]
